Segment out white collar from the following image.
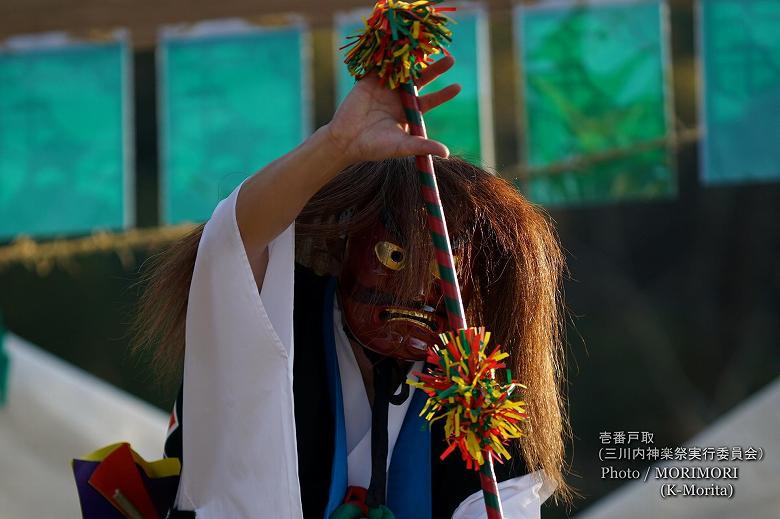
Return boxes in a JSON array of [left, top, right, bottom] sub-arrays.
[[332, 296, 423, 488]]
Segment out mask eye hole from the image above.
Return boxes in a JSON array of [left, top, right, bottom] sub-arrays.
[[430, 255, 460, 280], [375, 241, 407, 271]]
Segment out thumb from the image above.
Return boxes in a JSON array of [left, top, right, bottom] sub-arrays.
[[396, 135, 450, 159]]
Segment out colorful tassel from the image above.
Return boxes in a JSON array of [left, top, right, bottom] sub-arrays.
[[343, 0, 455, 89], [410, 327, 528, 470]]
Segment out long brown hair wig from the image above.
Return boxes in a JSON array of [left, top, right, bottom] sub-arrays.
[[134, 156, 570, 500]]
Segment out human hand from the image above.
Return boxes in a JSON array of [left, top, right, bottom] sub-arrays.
[[325, 56, 461, 167]]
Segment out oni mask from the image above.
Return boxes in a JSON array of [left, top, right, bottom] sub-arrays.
[[338, 218, 471, 361]]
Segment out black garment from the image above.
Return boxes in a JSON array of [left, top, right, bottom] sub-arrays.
[[292, 265, 335, 518], [163, 391, 193, 518], [165, 263, 526, 518]]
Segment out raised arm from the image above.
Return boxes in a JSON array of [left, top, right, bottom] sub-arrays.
[[235, 56, 461, 287]]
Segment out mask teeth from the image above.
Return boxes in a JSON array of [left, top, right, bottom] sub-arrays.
[[381, 307, 438, 332]]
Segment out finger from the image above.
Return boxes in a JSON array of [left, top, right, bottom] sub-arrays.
[[394, 135, 450, 159], [416, 56, 456, 89], [418, 83, 461, 114]]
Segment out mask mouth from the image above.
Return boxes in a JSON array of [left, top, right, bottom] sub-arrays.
[[380, 307, 439, 333]]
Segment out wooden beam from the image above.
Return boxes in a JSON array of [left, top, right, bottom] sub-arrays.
[[0, 0, 517, 48], [0, 0, 362, 47]]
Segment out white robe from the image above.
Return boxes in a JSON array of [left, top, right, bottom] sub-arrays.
[[177, 183, 557, 518]]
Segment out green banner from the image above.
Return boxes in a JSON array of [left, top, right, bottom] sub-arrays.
[[700, 0, 780, 183], [160, 22, 308, 224], [336, 8, 490, 165], [0, 37, 129, 239], [516, 1, 674, 206]]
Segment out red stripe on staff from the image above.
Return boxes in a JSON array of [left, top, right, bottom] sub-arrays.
[[478, 477, 502, 519], [479, 473, 499, 493], [399, 88, 417, 106], [439, 282, 461, 303], [422, 196, 442, 211], [478, 453, 504, 519], [424, 214, 448, 237], [420, 186, 439, 202], [420, 184, 439, 200], [433, 249, 457, 270]]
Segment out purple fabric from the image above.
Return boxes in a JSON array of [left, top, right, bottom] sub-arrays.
[[72, 460, 125, 519]]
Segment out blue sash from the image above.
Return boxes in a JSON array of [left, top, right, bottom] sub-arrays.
[[321, 278, 431, 519]]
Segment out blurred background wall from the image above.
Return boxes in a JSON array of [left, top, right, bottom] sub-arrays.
[[0, 0, 778, 517]]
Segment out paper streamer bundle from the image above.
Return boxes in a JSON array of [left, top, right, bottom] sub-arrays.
[[343, 0, 454, 89], [411, 328, 528, 516], [343, 2, 527, 518]]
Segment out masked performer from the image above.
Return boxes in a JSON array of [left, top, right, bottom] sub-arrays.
[[136, 57, 568, 518]]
